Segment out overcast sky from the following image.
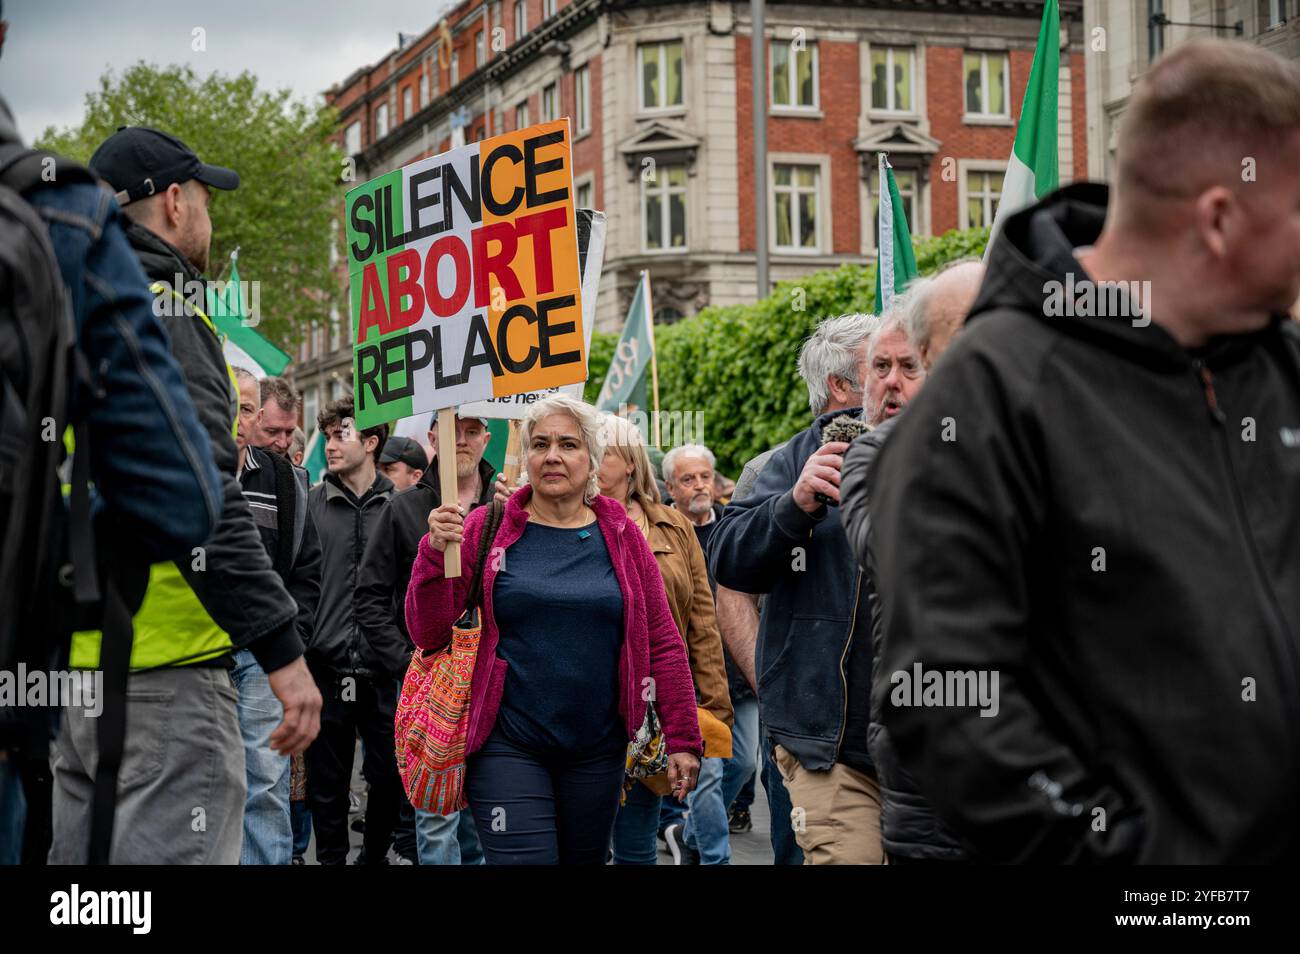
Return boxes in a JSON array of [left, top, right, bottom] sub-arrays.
[[0, 0, 456, 141]]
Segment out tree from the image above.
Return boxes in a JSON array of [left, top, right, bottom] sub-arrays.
[[40, 63, 345, 348]]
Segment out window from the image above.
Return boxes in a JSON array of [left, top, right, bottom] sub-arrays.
[[515, 100, 530, 129], [575, 65, 591, 135], [964, 52, 1009, 119], [869, 169, 917, 237], [543, 0, 557, 18], [642, 162, 687, 251], [476, 31, 485, 68], [375, 103, 389, 139], [771, 40, 818, 109], [541, 83, 558, 122], [773, 163, 819, 251], [639, 41, 684, 111], [344, 120, 361, 156], [870, 47, 914, 113], [1268, 0, 1287, 27], [964, 169, 1003, 228], [431, 56, 441, 98], [515, 1, 527, 40], [419, 72, 428, 108], [402, 87, 413, 121], [451, 50, 459, 84], [576, 180, 592, 209], [303, 387, 318, 438]]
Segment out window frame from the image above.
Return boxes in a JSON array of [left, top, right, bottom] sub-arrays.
[[541, 82, 558, 123], [515, 100, 530, 130], [868, 46, 916, 116], [451, 50, 459, 85], [402, 86, 413, 122], [637, 40, 686, 114], [574, 172, 594, 211], [769, 160, 823, 254], [543, 0, 557, 18], [575, 65, 592, 136], [344, 120, 361, 156], [865, 167, 921, 252], [963, 51, 1011, 123], [515, 0, 527, 40], [769, 39, 819, 113], [374, 102, 389, 140], [640, 161, 689, 254], [957, 160, 1007, 229]]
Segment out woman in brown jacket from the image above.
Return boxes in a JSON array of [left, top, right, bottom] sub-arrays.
[[600, 414, 733, 865]]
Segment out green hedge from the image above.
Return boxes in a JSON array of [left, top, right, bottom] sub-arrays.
[[584, 227, 989, 476]]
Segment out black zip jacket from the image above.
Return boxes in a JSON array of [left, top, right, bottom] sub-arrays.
[[708, 407, 867, 772], [307, 471, 394, 679], [355, 457, 496, 680], [239, 446, 321, 650], [867, 182, 1300, 863], [125, 221, 302, 672], [842, 412, 967, 861]]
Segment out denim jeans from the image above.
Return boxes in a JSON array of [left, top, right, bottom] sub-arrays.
[[658, 794, 685, 833], [762, 727, 804, 865], [722, 696, 760, 814], [291, 800, 312, 859], [610, 780, 661, 865], [415, 808, 484, 865], [682, 757, 730, 863], [232, 649, 292, 865]]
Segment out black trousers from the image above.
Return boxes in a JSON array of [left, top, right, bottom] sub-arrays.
[[465, 729, 626, 865], [305, 669, 406, 865]]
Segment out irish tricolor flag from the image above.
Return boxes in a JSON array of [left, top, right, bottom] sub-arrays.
[[986, 0, 1060, 254], [874, 154, 918, 314], [207, 249, 292, 377]]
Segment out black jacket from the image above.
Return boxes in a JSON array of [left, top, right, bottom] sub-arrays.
[[708, 407, 868, 771], [355, 457, 496, 680], [842, 413, 966, 861], [125, 221, 302, 672], [867, 183, 1300, 863], [239, 446, 321, 650], [307, 470, 395, 679]]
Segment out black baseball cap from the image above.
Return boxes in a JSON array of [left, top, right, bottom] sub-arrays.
[[89, 126, 240, 207], [379, 436, 427, 471]]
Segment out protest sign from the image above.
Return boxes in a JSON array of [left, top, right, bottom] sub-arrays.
[[459, 208, 605, 420], [346, 119, 588, 429]]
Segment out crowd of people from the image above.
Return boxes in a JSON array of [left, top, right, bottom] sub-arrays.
[[2, 37, 1300, 865]]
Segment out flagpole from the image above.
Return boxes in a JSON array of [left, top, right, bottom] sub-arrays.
[[642, 271, 661, 448]]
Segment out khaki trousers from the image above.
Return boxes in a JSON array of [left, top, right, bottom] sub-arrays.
[[773, 743, 884, 865]]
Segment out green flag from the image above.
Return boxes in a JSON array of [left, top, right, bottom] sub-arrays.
[[596, 272, 652, 414], [986, 0, 1060, 250], [873, 154, 919, 314], [207, 251, 293, 376]]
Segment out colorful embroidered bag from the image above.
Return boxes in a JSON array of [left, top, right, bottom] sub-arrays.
[[396, 500, 504, 814]]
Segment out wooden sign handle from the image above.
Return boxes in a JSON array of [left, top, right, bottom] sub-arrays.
[[437, 407, 461, 578], [503, 420, 522, 488]]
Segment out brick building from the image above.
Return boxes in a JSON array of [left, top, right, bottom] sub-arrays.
[[294, 0, 1089, 427]]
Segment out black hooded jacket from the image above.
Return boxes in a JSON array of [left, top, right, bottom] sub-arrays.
[[867, 183, 1300, 863]]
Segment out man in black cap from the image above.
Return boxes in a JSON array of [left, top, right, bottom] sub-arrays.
[[47, 129, 322, 864], [378, 436, 427, 492]]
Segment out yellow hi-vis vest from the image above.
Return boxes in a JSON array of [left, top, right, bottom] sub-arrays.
[[70, 285, 239, 671]]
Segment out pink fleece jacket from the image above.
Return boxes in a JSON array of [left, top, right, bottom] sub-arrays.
[[404, 486, 704, 759]]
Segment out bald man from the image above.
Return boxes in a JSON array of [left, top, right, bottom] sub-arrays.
[[865, 39, 1300, 863], [839, 259, 984, 863]]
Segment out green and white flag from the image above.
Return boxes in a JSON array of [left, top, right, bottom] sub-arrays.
[[873, 153, 919, 314], [596, 271, 652, 414], [301, 427, 327, 486], [207, 250, 292, 377], [986, 0, 1060, 253]]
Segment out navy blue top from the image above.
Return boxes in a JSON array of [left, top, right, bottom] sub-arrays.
[[491, 519, 626, 755]]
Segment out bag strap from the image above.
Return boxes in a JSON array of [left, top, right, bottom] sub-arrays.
[[87, 569, 134, 865], [267, 451, 297, 578], [466, 500, 504, 611]]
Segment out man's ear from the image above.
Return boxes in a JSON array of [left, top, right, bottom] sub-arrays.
[[162, 182, 185, 230], [1194, 185, 1236, 261], [413, 469, 424, 483]]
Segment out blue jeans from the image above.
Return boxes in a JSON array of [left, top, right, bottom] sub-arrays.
[[722, 697, 759, 813], [610, 780, 661, 865], [0, 758, 25, 866], [291, 800, 312, 859], [415, 808, 484, 865], [683, 757, 731, 863], [232, 649, 291, 865], [762, 728, 804, 865], [658, 794, 685, 833]]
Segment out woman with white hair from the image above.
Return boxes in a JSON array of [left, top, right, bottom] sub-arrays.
[[405, 394, 703, 864], [599, 414, 733, 865]]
